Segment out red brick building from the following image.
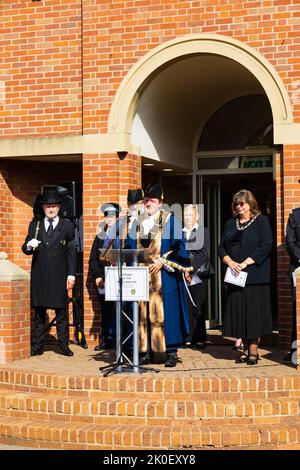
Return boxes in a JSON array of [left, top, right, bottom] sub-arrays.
[[1, 0, 300, 354]]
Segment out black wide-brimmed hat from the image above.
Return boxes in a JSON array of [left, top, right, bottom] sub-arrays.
[[127, 188, 144, 204], [101, 202, 121, 216], [144, 183, 164, 200], [40, 189, 62, 204]]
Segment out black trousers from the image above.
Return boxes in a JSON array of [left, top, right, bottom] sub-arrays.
[[187, 280, 208, 344], [292, 285, 297, 347], [99, 294, 115, 342], [33, 307, 69, 349]]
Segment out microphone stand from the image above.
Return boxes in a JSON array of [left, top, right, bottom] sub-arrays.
[[99, 217, 159, 377]]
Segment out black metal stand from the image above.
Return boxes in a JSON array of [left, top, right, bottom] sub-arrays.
[[99, 230, 159, 376], [45, 275, 88, 349]]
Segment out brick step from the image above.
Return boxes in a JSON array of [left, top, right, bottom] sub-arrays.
[[0, 415, 300, 449], [0, 388, 300, 426], [1, 369, 300, 399]]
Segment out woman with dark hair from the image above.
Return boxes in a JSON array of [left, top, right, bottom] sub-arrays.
[[218, 189, 273, 365]]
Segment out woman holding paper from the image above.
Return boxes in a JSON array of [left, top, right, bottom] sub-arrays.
[[218, 189, 273, 365]]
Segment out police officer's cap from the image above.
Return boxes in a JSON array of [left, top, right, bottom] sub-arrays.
[[101, 202, 121, 216]]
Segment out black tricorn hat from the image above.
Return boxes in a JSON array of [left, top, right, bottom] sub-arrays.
[[101, 202, 121, 216], [144, 183, 164, 200], [40, 189, 62, 204], [127, 188, 144, 204]]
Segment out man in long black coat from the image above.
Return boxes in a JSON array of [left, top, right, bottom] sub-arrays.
[[22, 189, 77, 356], [88, 202, 121, 350], [286, 207, 300, 361]]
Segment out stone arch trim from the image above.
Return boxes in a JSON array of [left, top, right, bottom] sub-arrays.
[[108, 34, 293, 139]]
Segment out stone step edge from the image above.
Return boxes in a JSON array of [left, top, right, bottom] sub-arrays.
[[1, 369, 299, 394], [0, 416, 300, 449]]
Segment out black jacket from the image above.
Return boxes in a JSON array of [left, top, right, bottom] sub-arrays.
[[184, 226, 212, 276], [218, 214, 273, 285], [89, 234, 108, 281], [22, 217, 77, 309], [286, 208, 300, 277]]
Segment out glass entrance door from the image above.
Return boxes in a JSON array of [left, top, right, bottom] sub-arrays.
[[193, 150, 276, 329]]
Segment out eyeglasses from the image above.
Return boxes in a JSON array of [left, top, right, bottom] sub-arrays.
[[234, 201, 245, 207]]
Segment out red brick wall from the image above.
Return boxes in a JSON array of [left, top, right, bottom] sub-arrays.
[[0, 0, 82, 137], [82, 0, 300, 133], [1, 1, 299, 136], [83, 152, 141, 343], [0, 280, 30, 363]]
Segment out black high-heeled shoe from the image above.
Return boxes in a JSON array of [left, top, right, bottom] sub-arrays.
[[247, 354, 259, 365], [235, 353, 248, 364]]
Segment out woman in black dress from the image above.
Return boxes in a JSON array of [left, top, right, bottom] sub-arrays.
[[218, 190, 273, 365]]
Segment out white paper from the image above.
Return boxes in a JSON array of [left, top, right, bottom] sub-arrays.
[[190, 273, 203, 286], [104, 266, 149, 301], [224, 267, 248, 287], [292, 272, 296, 288]]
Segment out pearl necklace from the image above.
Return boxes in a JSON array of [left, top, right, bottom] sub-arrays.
[[235, 213, 259, 231]]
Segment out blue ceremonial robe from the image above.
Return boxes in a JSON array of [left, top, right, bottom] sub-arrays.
[[125, 211, 190, 350]]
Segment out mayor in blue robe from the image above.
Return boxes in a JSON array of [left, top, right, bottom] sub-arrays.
[[125, 183, 191, 367]]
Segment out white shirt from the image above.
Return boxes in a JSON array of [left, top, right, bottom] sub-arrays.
[[182, 223, 202, 285], [182, 223, 199, 241], [44, 215, 59, 231], [141, 213, 158, 235]]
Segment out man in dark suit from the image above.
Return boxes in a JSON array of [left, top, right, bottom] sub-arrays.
[[183, 204, 211, 348], [89, 202, 121, 351], [22, 189, 77, 357], [286, 207, 300, 361]]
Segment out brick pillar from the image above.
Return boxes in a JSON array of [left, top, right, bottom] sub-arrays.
[[0, 165, 13, 258], [277, 145, 300, 352], [82, 152, 141, 344], [0, 252, 30, 363], [276, 148, 293, 350]]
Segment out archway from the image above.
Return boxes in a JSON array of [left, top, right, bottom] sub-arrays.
[[108, 33, 292, 340], [108, 34, 292, 161]]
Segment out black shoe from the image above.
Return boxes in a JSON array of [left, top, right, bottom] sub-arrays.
[[59, 345, 74, 357], [102, 339, 114, 350], [30, 347, 43, 356], [139, 352, 153, 365], [94, 344, 101, 351], [195, 342, 206, 350], [283, 350, 296, 362], [165, 352, 178, 367], [235, 354, 248, 364], [232, 342, 244, 351], [247, 354, 259, 365]]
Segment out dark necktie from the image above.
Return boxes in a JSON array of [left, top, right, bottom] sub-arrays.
[[46, 219, 54, 239]]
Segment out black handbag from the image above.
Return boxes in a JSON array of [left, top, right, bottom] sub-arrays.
[[196, 258, 214, 277]]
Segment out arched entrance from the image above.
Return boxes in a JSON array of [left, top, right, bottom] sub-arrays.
[[109, 33, 292, 332], [194, 94, 277, 327]]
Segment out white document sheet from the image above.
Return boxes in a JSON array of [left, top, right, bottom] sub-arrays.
[[224, 267, 248, 288]]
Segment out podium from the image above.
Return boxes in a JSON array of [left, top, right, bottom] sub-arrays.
[[99, 248, 158, 376]]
